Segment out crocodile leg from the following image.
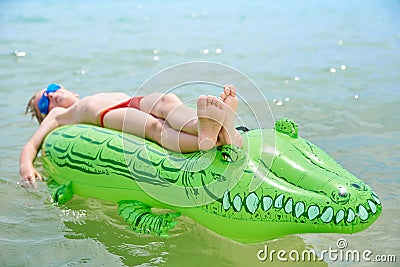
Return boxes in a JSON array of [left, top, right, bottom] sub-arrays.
[[118, 200, 181, 237]]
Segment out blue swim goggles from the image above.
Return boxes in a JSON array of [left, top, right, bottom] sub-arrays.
[[38, 84, 61, 115]]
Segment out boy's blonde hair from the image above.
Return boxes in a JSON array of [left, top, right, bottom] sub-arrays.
[[25, 93, 44, 123]]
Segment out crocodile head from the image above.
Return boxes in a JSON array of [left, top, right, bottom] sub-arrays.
[[206, 118, 382, 239]]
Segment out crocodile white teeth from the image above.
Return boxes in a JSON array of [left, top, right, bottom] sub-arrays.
[[246, 192, 259, 214], [221, 191, 376, 225], [284, 198, 293, 214], [347, 208, 355, 223], [358, 204, 369, 221], [335, 210, 345, 224], [274, 194, 284, 209], [294, 202, 305, 218], [371, 191, 381, 205], [307, 205, 320, 220], [223, 190, 230, 211], [368, 200, 377, 214], [320, 207, 334, 223], [262, 196, 273, 212], [233, 195, 242, 212]]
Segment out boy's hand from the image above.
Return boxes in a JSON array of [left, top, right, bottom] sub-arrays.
[[20, 165, 42, 189]]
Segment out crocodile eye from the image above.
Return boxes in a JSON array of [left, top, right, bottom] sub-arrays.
[[351, 183, 361, 189], [221, 152, 232, 162], [220, 146, 239, 162]]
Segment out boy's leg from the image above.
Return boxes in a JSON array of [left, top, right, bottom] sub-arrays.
[[101, 107, 199, 152], [159, 122, 200, 153], [103, 107, 152, 139], [140, 93, 198, 135], [103, 96, 226, 152], [218, 85, 243, 147], [145, 94, 226, 151], [197, 95, 225, 150]]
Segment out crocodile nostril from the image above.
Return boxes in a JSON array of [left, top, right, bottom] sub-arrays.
[[338, 187, 347, 197], [351, 183, 361, 189]]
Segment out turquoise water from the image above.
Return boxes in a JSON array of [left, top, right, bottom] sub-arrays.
[[0, 0, 399, 266]]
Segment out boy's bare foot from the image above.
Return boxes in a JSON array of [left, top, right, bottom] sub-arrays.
[[197, 95, 225, 150], [218, 84, 243, 147], [220, 84, 238, 111]]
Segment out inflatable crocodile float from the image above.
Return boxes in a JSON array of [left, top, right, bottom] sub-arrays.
[[42, 118, 381, 243]]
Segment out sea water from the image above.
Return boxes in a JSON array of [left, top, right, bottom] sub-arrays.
[[0, 0, 399, 266]]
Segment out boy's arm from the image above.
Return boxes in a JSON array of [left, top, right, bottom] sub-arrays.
[[20, 108, 70, 188]]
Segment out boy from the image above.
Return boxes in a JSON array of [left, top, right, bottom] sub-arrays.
[[20, 84, 242, 188]]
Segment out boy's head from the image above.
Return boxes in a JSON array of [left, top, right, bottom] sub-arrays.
[[26, 84, 79, 123]]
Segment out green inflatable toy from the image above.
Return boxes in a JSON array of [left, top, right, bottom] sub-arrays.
[[42, 118, 381, 243]]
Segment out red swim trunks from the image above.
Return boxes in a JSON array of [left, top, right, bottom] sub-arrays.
[[99, 96, 144, 127]]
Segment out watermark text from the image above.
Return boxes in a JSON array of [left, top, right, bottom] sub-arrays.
[[257, 238, 396, 263]]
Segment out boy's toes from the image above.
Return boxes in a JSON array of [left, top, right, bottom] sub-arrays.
[[220, 91, 226, 101], [197, 95, 207, 109]]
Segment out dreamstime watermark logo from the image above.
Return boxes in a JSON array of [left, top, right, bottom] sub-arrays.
[[121, 61, 275, 207], [257, 238, 397, 263]]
